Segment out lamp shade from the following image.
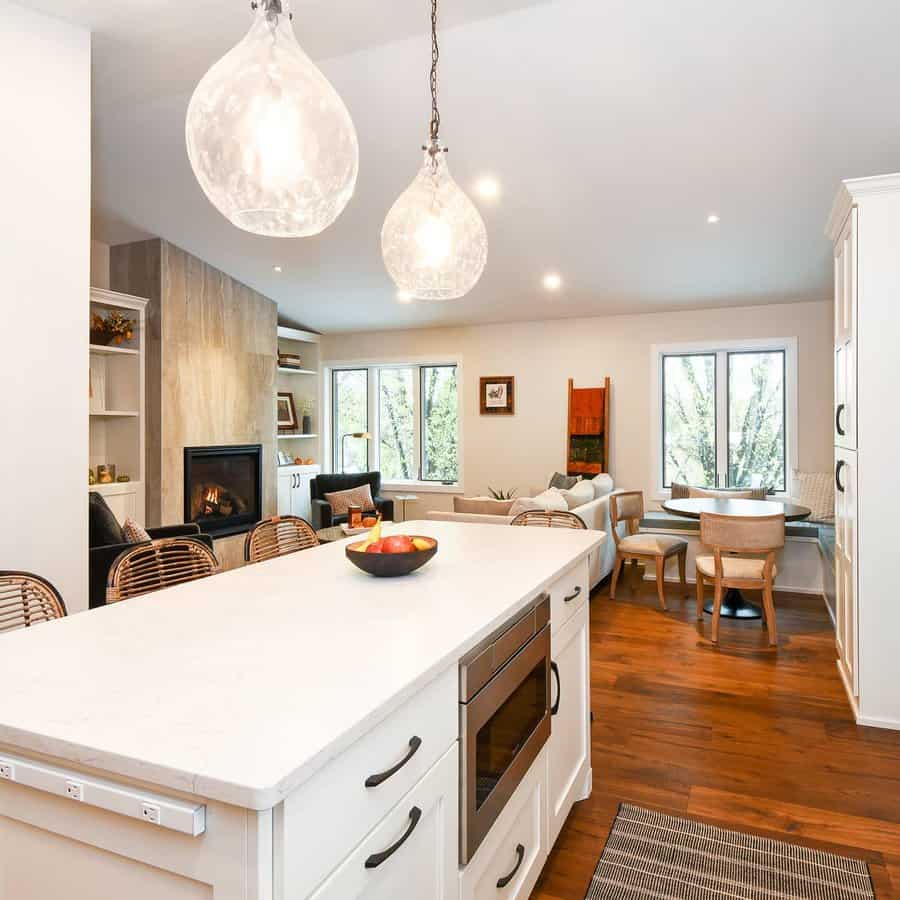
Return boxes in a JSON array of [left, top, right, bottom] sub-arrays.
[[185, 1, 358, 237]]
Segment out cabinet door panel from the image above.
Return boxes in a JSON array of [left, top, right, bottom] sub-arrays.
[[834, 448, 858, 698], [548, 604, 590, 846], [277, 474, 292, 517], [306, 745, 458, 900]]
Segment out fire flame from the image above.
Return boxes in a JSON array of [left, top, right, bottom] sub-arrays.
[[204, 487, 219, 505]]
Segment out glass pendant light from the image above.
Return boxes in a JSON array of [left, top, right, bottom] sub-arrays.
[[381, 0, 487, 300], [185, 0, 358, 238]]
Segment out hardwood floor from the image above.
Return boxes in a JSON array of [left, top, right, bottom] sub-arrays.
[[532, 572, 900, 899]]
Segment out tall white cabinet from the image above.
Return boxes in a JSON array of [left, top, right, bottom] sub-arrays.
[[826, 174, 900, 731]]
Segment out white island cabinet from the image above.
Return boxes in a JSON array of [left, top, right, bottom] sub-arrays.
[[0, 521, 603, 900]]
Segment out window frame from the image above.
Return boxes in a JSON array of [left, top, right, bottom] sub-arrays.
[[324, 356, 464, 493], [650, 338, 797, 500]]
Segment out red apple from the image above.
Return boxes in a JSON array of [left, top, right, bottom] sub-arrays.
[[365, 540, 385, 553], [381, 535, 415, 554]]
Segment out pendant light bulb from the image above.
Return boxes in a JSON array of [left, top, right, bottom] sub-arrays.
[[381, 0, 487, 301], [186, 0, 358, 237]]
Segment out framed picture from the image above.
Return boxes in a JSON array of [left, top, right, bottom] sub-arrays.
[[480, 376, 515, 415], [277, 392, 298, 432]]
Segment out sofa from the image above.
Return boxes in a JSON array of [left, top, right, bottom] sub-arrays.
[[309, 471, 395, 530], [88, 492, 213, 609], [426, 476, 620, 588]]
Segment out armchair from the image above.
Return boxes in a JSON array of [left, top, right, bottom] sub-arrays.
[[309, 472, 395, 530], [88, 492, 213, 609]]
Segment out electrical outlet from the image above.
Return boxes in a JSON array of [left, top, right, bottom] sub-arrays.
[[0, 760, 14, 781], [141, 802, 161, 825], [65, 780, 84, 801]]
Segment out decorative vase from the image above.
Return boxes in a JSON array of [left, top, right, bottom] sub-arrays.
[[302, 414, 312, 435]]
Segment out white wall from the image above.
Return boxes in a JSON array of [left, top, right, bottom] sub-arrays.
[[321, 300, 833, 519], [0, 2, 91, 612]]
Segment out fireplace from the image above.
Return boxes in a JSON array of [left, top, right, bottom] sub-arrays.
[[184, 445, 262, 537]]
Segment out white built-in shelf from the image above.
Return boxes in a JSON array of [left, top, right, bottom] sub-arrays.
[[277, 367, 317, 375], [90, 344, 140, 357], [278, 433, 318, 440], [90, 410, 140, 418]]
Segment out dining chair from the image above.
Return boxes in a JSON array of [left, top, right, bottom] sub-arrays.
[[0, 571, 67, 634], [697, 511, 785, 645], [609, 491, 688, 610], [106, 537, 219, 603], [244, 515, 319, 563], [510, 509, 587, 529]]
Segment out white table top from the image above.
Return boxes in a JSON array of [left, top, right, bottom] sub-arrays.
[[0, 521, 603, 810]]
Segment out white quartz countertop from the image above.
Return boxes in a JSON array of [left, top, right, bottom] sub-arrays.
[[0, 521, 604, 810]]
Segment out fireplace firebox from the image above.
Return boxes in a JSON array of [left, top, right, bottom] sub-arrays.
[[184, 445, 262, 538]]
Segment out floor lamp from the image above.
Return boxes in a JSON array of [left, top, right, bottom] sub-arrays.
[[341, 432, 372, 473]]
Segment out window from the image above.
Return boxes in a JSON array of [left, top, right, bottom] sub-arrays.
[[657, 342, 792, 493], [331, 363, 460, 484], [333, 369, 368, 473]]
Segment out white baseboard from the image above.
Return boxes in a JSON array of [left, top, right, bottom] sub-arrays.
[[641, 574, 824, 596], [856, 714, 900, 731]]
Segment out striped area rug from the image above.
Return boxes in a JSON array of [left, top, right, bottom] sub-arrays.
[[586, 804, 875, 900]]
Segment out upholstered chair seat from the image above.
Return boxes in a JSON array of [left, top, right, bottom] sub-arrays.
[[695, 555, 777, 580], [618, 533, 687, 556]]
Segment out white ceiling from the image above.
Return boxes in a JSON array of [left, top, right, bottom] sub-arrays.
[[25, 0, 900, 331]]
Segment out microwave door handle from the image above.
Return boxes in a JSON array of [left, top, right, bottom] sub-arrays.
[[550, 661, 561, 715]]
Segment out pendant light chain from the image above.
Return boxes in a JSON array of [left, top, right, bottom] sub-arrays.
[[428, 0, 441, 146]]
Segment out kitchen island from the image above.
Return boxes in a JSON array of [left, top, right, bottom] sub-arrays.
[[0, 520, 603, 900]]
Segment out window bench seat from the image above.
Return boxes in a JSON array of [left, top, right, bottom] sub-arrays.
[[637, 512, 829, 597]]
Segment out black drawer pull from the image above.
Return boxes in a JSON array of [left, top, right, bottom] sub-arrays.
[[364, 806, 421, 869], [496, 843, 525, 889], [365, 736, 422, 788], [563, 585, 582, 603], [550, 661, 561, 716], [835, 460, 847, 494], [836, 403, 846, 437]]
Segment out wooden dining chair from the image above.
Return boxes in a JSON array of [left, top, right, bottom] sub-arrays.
[[697, 511, 785, 645], [0, 571, 67, 633], [244, 515, 319, 563], [609, 491, 688, 610], [510, 509, 587, 529], [106, 538, 219, 603]]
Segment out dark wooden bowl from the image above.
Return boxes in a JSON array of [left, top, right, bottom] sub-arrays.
[[345, 536, 438, 577]]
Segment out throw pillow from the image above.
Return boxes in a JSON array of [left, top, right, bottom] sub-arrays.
[[590, 473, 614, 498], [531, 488, 570, 512], [324, 483, 376, 516], [670, 482, 690, 499], [548, 472, 580, 490], [122, 517, 151, 544], [559, 480, 594, 510], [88, 491, 124, 547], [687, 486, 755, 500], [453, 496, 515, 515], [508, 497, 541, 518], [792, 471, 834, 523]]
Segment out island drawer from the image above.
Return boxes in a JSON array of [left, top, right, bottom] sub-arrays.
[[306, 744, 458, 900], [277, 665, 457, 898], [460, 745, 548, 900], [549, 558, 589, 633]]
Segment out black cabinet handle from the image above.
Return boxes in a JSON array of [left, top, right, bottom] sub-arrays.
[[496, 843, 525, 888], [835, 459, 847, 494], [364, 736, 422, 788], [836, 403, 846, 436], [364, 806, 421, 869], [550, 661, 561, 716], [564, 586, 582, 603]]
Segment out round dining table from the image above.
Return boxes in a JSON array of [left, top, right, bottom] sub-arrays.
[[660, 497, 812, 619]]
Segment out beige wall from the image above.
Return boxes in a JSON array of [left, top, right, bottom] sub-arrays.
[[321, 300, 833, 519]]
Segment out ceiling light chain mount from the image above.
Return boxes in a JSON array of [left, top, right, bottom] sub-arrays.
[[381, 0, 488, 301], [249, 0, 292, 22]]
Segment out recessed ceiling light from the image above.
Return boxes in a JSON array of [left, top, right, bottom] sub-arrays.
[[707, 214, 720, 224], [475, 176, 500, 199], [397, 291, 413, 303], [273, 265, 283, 273], [542, 272, 562, 291]]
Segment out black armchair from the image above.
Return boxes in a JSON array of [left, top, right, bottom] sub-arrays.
[[309, 472, 395, 530], [88, 493, 213, 609]]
